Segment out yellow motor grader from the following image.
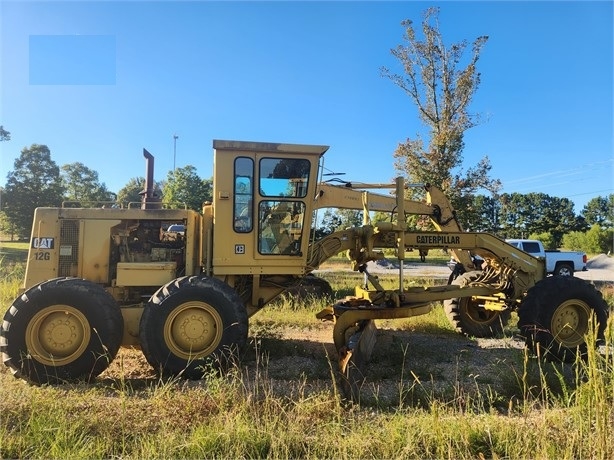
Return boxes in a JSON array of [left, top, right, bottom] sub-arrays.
[[1, 140, 608, 397]]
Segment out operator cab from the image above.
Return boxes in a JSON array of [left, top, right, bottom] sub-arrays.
[[209, 140, 328, 275]]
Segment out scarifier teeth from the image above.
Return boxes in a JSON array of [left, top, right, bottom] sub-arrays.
[[338, 347, 352, 373]]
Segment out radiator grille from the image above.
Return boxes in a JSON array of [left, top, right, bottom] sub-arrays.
[[58, 220, 80, 277]]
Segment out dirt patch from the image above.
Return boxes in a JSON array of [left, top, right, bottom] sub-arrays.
[[97, 317, 567, 409], [95, 256, 614, 407]]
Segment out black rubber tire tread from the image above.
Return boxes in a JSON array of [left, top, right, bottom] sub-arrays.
[[517, 276, 608, 362], [139, 275, 248, 379], [443, 271, 511, 338], [0, 277, 123, 385], [286, 274, 334, 301]]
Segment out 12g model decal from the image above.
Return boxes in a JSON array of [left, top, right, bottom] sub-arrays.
[[32, 237, 54, 249], [32, 237, 54, 261]]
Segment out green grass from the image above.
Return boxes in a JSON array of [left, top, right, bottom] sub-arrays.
[[0, 242, 27, 305], [1, 336, 613, 459], [1, 257, 613, 458], [0, 241, 28, 264]]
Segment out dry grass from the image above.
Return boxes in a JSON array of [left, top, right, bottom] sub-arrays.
[[1, 258, 613, 458], [1, 319, 613, 459]]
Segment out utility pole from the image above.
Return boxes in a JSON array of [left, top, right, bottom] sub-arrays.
[[173, 134, 179, 171]]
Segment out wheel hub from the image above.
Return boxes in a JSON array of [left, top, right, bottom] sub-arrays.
[[551, 299, 590, 347], [26, 305, 91, 366], [164, 302, 223, 359], [461, 298, 498, 324]]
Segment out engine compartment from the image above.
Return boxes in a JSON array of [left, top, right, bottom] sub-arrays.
[[109, 219, 187, 281]]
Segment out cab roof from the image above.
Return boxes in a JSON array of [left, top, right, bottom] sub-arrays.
[[213, 139, 329, 157]]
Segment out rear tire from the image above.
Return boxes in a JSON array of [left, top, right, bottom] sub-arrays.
[[443, 271, 511, 338], [518, 276, 608, 362], [554, 263, 574, 277], [139, 276, 248, 379], [0, 278, 123, 384]]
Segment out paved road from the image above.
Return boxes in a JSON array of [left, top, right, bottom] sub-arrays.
[[364, 260, 614, 283], [365, 261, 451, 279], [575, 269, 614, 283]]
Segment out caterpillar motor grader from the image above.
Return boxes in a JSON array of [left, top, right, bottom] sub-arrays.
[[1, 140, 608, 398]]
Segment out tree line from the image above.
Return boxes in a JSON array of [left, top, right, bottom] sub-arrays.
[[0, 141, 212, 240], [1, 133, 611, 254], [315, 191, 613, 254], [453, 192, 612, 253]]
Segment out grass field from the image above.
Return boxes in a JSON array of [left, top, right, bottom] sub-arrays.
[[0, 246, 613, 459], [0, 240, 28, 259]]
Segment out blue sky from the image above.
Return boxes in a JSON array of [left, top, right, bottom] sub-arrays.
[[1, 0, 612, 212]]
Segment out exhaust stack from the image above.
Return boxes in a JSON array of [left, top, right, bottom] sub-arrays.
[[140, 148, 161, 209]]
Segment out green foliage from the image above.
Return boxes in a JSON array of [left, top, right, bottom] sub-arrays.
[[0, 243, 27, 305], [382, 7, 500, 225], [116, 177, 162, 206], [0, 259, 613, 459], [0, 211, 17, 241], [464, 195, 499, 232], [0, 125, 10, 141], [61, 162, 115, 206], [562, 225, 613, 254], [162, 166, 212, 211], [499, 193, 581, 246], [582, 195, 613, 229], [560, 232, 583, 252], [3, 144, 65, 238], [313, 208, 342, 238], [419, 189, 594, 245], [606, 228, 614, 254], [529, 232, 556, 250], [317, 208, 362, 236]]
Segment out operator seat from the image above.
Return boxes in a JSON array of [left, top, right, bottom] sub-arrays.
[[267, 204, 293, 254]]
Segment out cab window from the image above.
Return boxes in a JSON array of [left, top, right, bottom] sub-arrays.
[[258, 200, 306, 255], [259, 158, 310, 198], [234, 157, 254, 233]]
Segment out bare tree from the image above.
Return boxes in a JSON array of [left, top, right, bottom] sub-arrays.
[[382, 7, 500, 223]]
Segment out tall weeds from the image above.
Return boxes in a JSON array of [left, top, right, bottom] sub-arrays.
[[0, 257, 24, 305], [0, 260, 612, 458]]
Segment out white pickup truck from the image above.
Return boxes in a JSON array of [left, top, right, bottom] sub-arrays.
[[505, 239, 587, 276]]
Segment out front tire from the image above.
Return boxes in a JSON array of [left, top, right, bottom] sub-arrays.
[[0, 278, 123, 384], [285, 275, 334, 301], [518, 276, 608, 362], [139, 276, 248, 379], [443, 271, 511, 338]]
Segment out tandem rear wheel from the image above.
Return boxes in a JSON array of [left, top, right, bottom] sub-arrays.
[[139, 275, 249, 379]]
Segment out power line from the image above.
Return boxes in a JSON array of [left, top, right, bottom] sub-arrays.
[[503, 159, 613, 186], [566, 189, 613, 198]]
